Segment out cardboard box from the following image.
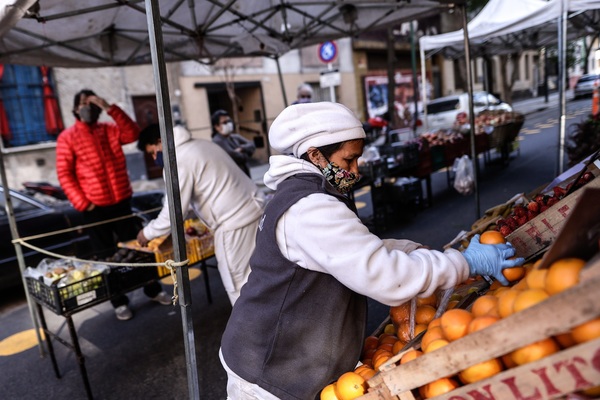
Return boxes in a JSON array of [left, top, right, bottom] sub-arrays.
[[506, 175, 600, 260]]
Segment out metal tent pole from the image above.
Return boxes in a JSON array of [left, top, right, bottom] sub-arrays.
[[461, 2, 481, 219], [557, 0, 568, 176], [420, 47, 429, 132], [275, 56, 288, 108], [145, 0, 200, 399]]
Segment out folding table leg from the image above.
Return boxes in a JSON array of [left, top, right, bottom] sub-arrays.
[[66, 316, 93, 400], [200, 260, 213, 304], [36, 304, 61, 379]]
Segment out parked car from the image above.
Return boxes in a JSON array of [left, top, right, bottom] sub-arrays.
[[573, 74, 599, 99], [0, 186, 164, 291], [422, 91, 513, 133]]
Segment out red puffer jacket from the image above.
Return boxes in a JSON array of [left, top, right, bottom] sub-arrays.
[[56, 105, 140, 212]]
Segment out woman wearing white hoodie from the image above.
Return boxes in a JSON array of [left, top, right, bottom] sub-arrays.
[[135, 124, 265, 305], [219, 102, 523, 400]]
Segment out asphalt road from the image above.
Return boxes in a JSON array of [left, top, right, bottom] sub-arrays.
[[0, 95, 593, 400]]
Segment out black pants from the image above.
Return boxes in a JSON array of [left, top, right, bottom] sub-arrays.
[[83, 198, 162, 308]]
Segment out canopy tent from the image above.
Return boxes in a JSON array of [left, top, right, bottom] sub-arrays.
[[417, 0, 600, 219], [0, 0, 445, 67], [0, 1, 457, 398], [420, 0, 600, 57]]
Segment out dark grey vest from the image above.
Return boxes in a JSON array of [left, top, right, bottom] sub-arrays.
[[221, 173, 367, 400]]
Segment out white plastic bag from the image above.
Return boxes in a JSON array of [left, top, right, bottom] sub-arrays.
[[452, 155, 474, 195]]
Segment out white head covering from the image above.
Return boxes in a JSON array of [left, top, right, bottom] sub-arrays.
[[269, 102, 366, 157]]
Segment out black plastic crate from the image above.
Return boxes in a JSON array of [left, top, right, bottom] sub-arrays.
[[379, 142, 420, 171], [108, 266, 159, 294], [26, 273, 110, 316], [359, 160, 388, 182]]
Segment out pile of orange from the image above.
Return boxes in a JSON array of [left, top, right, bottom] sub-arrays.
[[320, 229, 596, 399], [398, 240, 594, 398]]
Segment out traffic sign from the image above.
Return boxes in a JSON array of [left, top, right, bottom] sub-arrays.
[[320, 69, 341, 88], [318, 41, 337, 63]]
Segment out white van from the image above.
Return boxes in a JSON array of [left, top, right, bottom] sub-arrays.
[[423, 91, 512, 132]]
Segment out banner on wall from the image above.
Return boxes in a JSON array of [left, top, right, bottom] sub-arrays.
[[364, 71, 432, 129]]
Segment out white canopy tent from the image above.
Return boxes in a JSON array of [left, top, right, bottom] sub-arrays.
[[417, 0, 600, 217], [0, 1, 460, 398]]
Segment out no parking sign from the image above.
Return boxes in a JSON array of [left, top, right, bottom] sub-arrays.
[[318, 41, 337, 63]]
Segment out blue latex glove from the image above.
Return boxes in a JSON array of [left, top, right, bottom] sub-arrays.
[[462, 234, 525, 286]]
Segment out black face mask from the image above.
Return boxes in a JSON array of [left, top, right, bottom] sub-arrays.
[[78, 104, 102, 124]]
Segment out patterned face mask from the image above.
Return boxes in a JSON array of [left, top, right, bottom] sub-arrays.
[[318, 159, 361, 194]]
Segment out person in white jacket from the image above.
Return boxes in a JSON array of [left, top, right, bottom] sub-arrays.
[[135, 124, 265, 305], [220, 102, 524, 400]]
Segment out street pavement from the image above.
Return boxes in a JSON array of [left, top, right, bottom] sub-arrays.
[[0, 90, 588, 400]]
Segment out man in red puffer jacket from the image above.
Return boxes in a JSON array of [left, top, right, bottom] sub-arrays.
[[56, 89, 171, 321]]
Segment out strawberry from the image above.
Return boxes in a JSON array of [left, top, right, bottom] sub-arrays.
[[499, 225, 513, 237], [527, 201, 539, 212], [527, 209, 538, 221], [516, 215, 528, 226]]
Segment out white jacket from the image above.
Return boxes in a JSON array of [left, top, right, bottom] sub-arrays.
[[143, 125, 264, 238], [263, 155, 470, 306]]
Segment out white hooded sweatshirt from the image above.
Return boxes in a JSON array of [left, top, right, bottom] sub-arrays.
[[142, 126, 265, 302], [263, 155, 470, 306]]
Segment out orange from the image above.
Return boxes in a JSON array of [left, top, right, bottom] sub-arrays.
[[354, 365, 376, 380], [511, 278, 529, 290], [415, 305, 437, 325], [420, 326, 446, 351], [510, 338, 560, 365], [378, 334, 399, 346], [545, 257, 586, 295], [320, 383, 339, 400], [334, 371, 367, 400], [468, 315, 500, 334], [480, 230, 506, 244], [492, 286, 510, 297], [362, 336, 379, 355], [416, 293, 438, 307], [497, 289, 522, 318], [503, 266, 526, 282], [428, 318, 441, 329], [372, 348, 393, 364], [424, 338, 449, 353], [415, 324, 427, 337], [376, 343, 394, 354], [501, 353, 517, 369], [440, 309, 473, 341], [470, 295, 499, 317], [582, 385, 600, 397], [419, 377, 460, 399], [361, 348, 377, 362], [570, 317, 600, 344], [489, 279, 504, 291], [372, 354, 392, 371], [400, 349, 423, 364], [459, 358, 503, 384], [525, 268, 547, 290], [392, 339, 406, 355], [554, 332, 576, 349], [512, 289, 549, 313], [390, 303, 411, 326]]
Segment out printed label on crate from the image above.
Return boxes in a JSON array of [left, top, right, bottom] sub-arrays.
[[76, 290, 97, 306], [431, 339, 600, 400]]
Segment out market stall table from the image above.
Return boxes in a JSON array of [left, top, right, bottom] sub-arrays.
[[25, 233, 216, 400]]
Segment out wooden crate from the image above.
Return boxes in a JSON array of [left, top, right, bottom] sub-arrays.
[[506, 175, 600, 260], [360, 258, 600, 399], [360, 195, 600, 400]]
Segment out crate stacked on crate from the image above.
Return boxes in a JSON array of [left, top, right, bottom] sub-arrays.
[[476, 110, 525, 163], [346, 187, 600, 400], [24, 258, 110, 315]]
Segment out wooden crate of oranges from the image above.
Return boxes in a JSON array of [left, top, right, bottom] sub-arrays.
[[319, 189, 600, 400]]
